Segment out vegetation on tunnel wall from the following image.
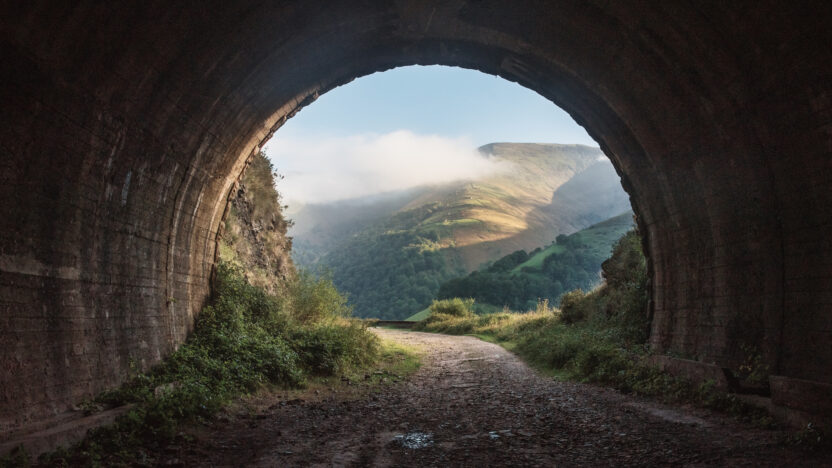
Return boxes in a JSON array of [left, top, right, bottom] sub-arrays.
[[26, 262, 380, 467], [14, 154, 384, 467]]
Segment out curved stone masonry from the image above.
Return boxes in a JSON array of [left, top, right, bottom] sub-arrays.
[[1, 1, 831, 434]]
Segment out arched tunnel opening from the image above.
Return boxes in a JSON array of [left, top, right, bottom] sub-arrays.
[[2, 0, 832, 455], [265, 64, 633, 324]]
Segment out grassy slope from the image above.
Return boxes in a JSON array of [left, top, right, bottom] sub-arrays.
[[513, 211, 634, 273], [405, 300, 503, 322], [406, 308, 431, 322], [512, 244, 565, 271], [435, 211, 636, 312], [414, 212, 633, 320], [294, 143, 628, 272], [295, 143, 631, 320], [404, 143, 610, 270]]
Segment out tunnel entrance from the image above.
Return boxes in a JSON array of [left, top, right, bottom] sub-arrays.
[[267, 64, 634, 323], [2, 1, 832, 434]]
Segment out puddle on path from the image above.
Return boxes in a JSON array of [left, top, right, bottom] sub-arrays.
[[393, 431, 434, 449]]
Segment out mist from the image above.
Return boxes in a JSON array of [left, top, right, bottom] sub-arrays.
[[265, 130, 511, 205]]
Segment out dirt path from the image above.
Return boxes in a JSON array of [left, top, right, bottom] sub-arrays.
[[169, 329, 830, 467]]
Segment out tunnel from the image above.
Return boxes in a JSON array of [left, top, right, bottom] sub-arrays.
[[2, 1, 832, 434]]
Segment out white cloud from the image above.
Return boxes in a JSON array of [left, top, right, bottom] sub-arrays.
[[264, 130, 509, 204]]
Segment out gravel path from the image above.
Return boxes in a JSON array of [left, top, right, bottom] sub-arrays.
[[170, 329, 830, 467]]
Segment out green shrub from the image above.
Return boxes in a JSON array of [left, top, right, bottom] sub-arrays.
[[429, 298, 475, 317], [599, 230, 649, 341], [550, 229, 649, 344], [602, 230, 646, 290], [287, 269, 353, 324], [559, 289, 587, 324], [293, 321, 379, 375]]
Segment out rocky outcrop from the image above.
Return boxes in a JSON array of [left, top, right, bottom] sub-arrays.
[[220, 152, 294, 293]]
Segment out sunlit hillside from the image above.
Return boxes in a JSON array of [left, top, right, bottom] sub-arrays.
[[290, 143, 631, 319]]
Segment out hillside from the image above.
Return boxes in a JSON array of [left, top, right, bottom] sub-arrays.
[[392, 143, 624, 270], [437, 211, 635, 311], [291, 143, 631, 319], [513, 211, 637, 272], [289, 188, 426, 266]]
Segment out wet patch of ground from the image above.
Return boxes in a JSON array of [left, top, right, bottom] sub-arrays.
[[167, 329, 831, 467]]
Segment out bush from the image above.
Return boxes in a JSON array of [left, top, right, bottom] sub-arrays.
[[429, 298, 475, 317], [287, 269, 353, 323], [293, 321, 379, 375], [549, 229, 649, 343]]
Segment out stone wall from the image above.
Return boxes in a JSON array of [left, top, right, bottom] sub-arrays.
[[1, 0, 831, 434]]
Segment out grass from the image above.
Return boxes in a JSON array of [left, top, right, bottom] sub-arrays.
[[512, 243, 565, 271], [404, 302, 501, 322], [405, 308, 431, 321], [373, 340, 422, 382], [512, 212, 633, 273], [6, 262, 384, 467]]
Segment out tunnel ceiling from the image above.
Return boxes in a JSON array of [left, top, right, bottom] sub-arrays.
[[2, 1, 832, 433]]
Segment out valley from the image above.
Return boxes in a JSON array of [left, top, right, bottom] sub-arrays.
[[290, 143, 631, 319]]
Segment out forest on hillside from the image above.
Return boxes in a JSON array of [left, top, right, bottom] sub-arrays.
[[319, 204, 466, 320], [438, 212, 634, 310], [290, 143, 632, 320]]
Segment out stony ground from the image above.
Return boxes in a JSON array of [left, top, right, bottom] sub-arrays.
[[166, 329, 831, 467]]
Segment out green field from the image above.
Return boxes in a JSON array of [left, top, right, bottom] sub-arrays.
[[405, 307, 431, 322], [513, 212, 634, 274], [512, 243, 566, 271]]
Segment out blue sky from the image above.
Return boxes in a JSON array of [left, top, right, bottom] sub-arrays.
[[265, 65, 597, 204]]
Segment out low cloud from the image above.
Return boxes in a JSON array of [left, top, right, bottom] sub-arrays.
[[265, 130, 509, 204]]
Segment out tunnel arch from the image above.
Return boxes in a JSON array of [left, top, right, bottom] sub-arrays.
[[2, 1, 831, 432]]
